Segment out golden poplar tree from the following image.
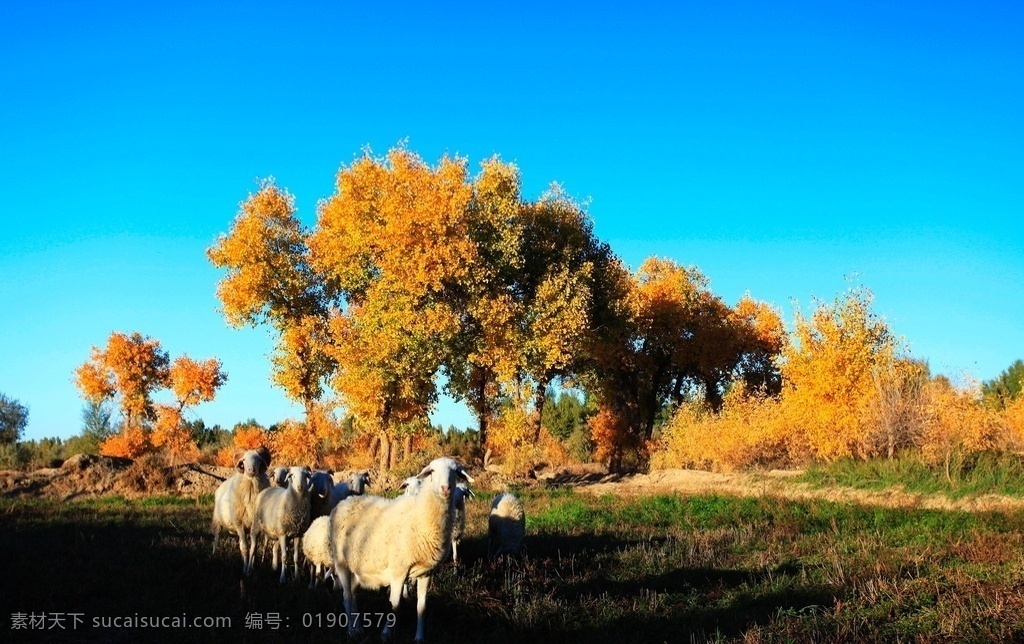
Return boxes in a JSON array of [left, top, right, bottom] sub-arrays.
[[74, 331, 170, 433], [207, 181, 334, 419], [780, 286, 899, 461], [75, 334, 226, 461], [309, 147, 475, 469]]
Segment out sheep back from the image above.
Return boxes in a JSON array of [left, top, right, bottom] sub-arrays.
[[254, 485, 311, 539], [214, 470, 269, 530], [331, 491, 452, 589], [303, 515, 333, 569], [489, 492, 525, 555]]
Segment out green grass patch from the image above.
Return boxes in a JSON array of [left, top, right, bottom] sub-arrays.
[[799, 451, 1024, 499], [4, 490, 1024, 642]]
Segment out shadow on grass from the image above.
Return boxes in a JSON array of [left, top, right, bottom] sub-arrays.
[[1, 501, 834, 643]]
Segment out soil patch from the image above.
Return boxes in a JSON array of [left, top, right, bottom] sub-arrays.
[[0, 453, 234, 501]]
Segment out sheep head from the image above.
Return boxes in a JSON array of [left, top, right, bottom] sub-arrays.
[[349, 471, 371, 494], [237, 447, 272, 477], [415, 457, 474, 499], [284, 466, 312, 493], [399, 476, 423, 496], [310, 470, 335, 498]]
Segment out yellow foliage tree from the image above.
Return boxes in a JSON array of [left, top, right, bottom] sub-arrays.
[[74, 331, 170, 432], [98, 426, 151, 459], [650, 385, 789, 471], [214, 421, 271, 467], [780, 287, 900, 461], [207, 180, 334, 419], [310, 147, 474, 469], [919, 377, 1009, 480], [76, 333, 226, 462]]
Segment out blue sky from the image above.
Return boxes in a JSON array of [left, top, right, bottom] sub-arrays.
[[2, 1, 1021, 441]]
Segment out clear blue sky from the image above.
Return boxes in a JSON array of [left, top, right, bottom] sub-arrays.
[[2, 1, 1021, 441]]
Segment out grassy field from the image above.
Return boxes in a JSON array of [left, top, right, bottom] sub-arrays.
[[3, 487, 1024, 643]]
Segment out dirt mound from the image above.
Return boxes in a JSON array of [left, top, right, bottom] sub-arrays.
[[0, 453, 235, 501]]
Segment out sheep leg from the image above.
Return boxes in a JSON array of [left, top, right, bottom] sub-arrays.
[[240, 526, 253, 574], [211, 522, 220, 555], [293, 536, 301, 582], [337, 567, 362, 636], [414, 575, 430, 643], [277, 537, 288, 584], [452, 539, 459, 565], [382, 579, 406, 641]]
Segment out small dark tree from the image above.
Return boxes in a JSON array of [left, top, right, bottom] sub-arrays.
[[982, 359, 1024, 409], [0, 393, 29, 444], [81, 400, 115, 440]]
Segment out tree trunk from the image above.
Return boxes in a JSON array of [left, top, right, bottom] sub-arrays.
[[704, 377, 724, 412], [368, 435, 380, 461], [378, 431, 391, 472], [476, 375, 489, 447], [388, 437, 399, 471], [532, 376, 551, 442], [403, 434, 413, 462]]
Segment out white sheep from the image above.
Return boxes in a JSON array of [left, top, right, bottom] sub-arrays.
[[488, 492, 525, 557], [398, 475, 422, 496], [330, 456, 474, 642], [211, 447, 272, 574], [330, 471, 371, 508], [309, 470, 336, 519], [251, 465, 312, 584], [302, 515, 334, 589], [450, 480, 473, 565]]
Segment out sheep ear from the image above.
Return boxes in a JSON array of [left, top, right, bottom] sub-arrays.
[[398, 480, 409, 491], [235, 459, 245, 473], [457, 467, 475, 484], [416, 466, 433, 480]]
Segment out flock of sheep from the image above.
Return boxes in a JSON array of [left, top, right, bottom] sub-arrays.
[[210, 447, 526, 642]]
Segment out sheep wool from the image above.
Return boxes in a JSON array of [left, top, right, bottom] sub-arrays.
[[211, 447, 272, 574], [330, 456, 473, 642], [251, 466, 312, 584], [488, 492, 526, 557], [302, 515, 333, 588]]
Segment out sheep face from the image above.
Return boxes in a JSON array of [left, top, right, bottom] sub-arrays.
[[284, 466, 312, 493], [272, 467, 288, 488], [454, 480, 474, 504], [310, 471, 334, 499], [236, 447, 271, 478], [415, 457, 474, 499], [349, 471, 371, 494], [399, 476, 422, 496]]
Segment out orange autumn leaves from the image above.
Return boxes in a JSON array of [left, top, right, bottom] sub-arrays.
[[74, 332, 226, 460], [650, 287, 1024, 472]]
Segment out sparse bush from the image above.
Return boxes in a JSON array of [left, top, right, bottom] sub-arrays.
[[0, 442, 31, 469], [564, 423, 594, 462], [651, 385, 790, 471], [919, 377, 1010, 481]]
